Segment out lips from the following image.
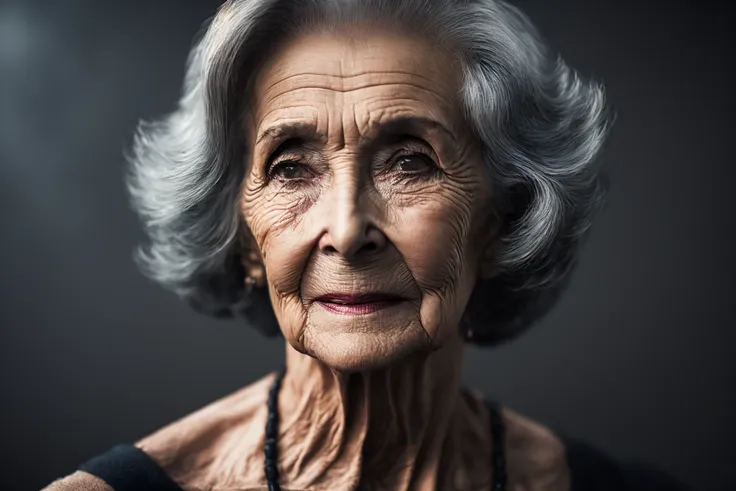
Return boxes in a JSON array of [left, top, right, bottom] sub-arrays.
[[315, 293, 403, 304], [314, 292, 404, 316]]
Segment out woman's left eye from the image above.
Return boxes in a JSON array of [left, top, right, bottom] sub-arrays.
[[392, 154, 435, 174]]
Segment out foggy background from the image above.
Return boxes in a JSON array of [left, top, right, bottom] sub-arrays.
[[1, 0, 733, 489]]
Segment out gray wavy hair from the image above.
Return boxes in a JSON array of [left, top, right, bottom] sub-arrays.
[[127, 0, 611, 346]]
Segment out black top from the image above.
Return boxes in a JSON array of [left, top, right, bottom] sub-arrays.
[[79, 445, 182, 491]]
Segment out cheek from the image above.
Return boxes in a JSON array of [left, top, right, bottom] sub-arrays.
[[241, 192, 315, 349], [247, 208, 312, 294], [391, 187, 484, 343], [390, 139, 488, 294], [393, 196, 475, 292], [241, 179, 317, 298]]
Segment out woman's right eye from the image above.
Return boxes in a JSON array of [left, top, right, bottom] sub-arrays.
[[268, 161, 312, 181]]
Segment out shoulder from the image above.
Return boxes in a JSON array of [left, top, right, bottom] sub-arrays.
[[463, 389, 570, 490], [42, 373, 276, 491], [42, 471, 113, 491], [135, 372, 276, 488], [499, 405, 571, 491]]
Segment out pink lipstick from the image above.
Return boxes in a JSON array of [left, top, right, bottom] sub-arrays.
[[314, 293, 403, 315]]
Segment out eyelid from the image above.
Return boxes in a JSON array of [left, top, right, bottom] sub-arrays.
[[386, 140, 438, 165], [263, 135, 320, 166], [267, 158, 312, 180], [398, 136, 436, 154], [265, 148, 311, 175]]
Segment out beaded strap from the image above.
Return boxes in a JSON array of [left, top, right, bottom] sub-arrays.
[[264, 368, 285, 491], [487, 399, 508, 490]]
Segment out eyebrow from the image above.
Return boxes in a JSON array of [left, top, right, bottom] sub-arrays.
[[255, 115, 456, 148], [360, 116, 457, 146], [255, 121, 320, 146]]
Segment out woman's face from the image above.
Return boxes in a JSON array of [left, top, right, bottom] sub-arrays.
[[242, 30, 494, 371]]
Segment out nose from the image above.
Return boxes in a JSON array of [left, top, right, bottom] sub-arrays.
[[318, 182, 386, 259]]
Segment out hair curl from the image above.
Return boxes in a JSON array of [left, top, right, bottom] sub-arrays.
[[126, 0, 611, 346]]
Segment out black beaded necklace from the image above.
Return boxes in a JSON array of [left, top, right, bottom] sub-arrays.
[[264, 368, 507, 491]]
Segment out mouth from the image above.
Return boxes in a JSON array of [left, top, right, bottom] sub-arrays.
[[314, 292, 405, 315]]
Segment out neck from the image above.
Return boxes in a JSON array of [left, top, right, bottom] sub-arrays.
[[276, 335, 466, 490]]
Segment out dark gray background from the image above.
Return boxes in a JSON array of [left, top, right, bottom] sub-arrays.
[[1, 0, 733, 490]]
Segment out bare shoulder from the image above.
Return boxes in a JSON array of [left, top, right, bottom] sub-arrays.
[[41, 470, 113, 491], [135, 372, 277, 489], [501, 406, 571, 491]]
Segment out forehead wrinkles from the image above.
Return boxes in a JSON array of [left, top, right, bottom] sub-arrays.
[[250, 32, 461, 120], [260, 69, 451, 101], [253, 31, 458, 90], [253, 71, 456, 130]]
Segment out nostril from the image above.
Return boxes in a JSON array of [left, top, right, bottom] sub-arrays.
[[318, 224, 386, 258]]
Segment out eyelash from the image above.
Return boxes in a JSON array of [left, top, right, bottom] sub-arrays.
[[386, 149, 438, 180], [265, 148, 439, 186]]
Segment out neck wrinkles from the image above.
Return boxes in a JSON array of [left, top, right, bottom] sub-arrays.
[[276, 335, 466, 490]]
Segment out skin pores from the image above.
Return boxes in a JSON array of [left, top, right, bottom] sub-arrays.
[[240, 30, 494, 372]]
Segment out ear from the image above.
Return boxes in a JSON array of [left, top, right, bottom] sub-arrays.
[[239, 226, 267, 288]]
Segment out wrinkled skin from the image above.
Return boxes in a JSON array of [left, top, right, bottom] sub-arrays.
[[241, 30, 494, 372], [44, 29, 570, 491]]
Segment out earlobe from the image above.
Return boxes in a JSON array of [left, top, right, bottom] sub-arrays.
[[240, 227, 267, 288], [245, 262, 267, 288]]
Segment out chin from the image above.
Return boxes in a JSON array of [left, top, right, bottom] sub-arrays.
[[299, 302, 432, 373]]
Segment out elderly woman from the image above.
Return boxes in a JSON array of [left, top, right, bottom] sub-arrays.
[[44, 0, 691, 490]]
